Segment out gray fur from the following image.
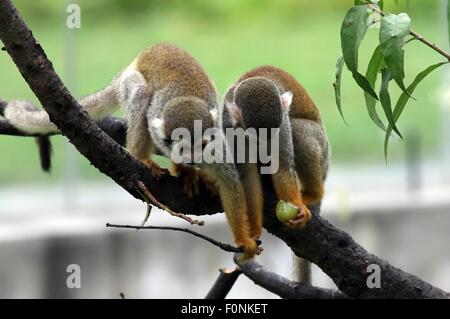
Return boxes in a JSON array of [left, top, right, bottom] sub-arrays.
[[3, 99, 58, 134], [290, 119, 329, 285], [4, 81, 119, 134], [116, 69, 152, 160], [291, 119, 330, 185]]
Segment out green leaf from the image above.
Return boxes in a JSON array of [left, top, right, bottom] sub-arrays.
[[447, 0, 450, 47], [379, 69, 402, 139], [341, 6, 369, 72], [379, 13, 411, 44], [380, 36, 409, 94], [341, 5, 379, 99], [384, 62, 448, 157], [353, 72, 378, 99], [333, 56, 347, 124], [364, 45, 386, 130], [379, 13, 411, 95]]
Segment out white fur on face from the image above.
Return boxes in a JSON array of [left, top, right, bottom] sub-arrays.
[[280, 91, 293, 112], [209, 108, 218, 124], [150, 118, 165, 139], [226, 101, 242, 126]]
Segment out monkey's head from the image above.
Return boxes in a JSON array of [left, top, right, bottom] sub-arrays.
[[228, 77, 293, 130], [150, 96, 217, 164], [162, 96, 214, 138]]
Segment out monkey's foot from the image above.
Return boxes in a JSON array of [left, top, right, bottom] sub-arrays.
[[287, 204, 312, 227], [142, 159, 164, 179], [198, 171, 218, 196], [173, 164, 200, 199], [236, 238, 263, 261]]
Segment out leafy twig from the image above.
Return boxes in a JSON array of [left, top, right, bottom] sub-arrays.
[[366, 1, 450, 61]]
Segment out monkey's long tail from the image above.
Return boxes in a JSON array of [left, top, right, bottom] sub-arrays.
[[292, 255, 312, 285], [3, 83, 119, 135]]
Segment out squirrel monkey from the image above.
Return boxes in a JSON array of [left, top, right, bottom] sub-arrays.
[[223, 65, 330, 237], [4, 43, 260, 259]]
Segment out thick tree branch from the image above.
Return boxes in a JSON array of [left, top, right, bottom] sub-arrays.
[[0, 0, 220, 216], [205, 268, 242, 299], [1, 0, 448, 299], [234, 254, 348, 299], [260, 176, 450, 299]]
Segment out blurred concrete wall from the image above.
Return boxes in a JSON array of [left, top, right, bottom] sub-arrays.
[[0, 187, 450, 298]]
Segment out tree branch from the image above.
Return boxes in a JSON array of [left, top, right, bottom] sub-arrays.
[[234, 253, 348, 299], [106, 223, 243, 253], [260, 177, 450, 299], [205, 268, 242, 299], [366, 1, 450, 61], [0, 0, 220, 217], [1, 0, 448, 299]]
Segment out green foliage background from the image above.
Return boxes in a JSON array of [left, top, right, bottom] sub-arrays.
[[0, 0, 445, 183]]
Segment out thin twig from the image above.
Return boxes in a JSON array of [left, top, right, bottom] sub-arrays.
[[106, 223, 242, 253], [205, 268, 242, 299], [140, 204, 152, 227], [366, 1, 450, 61], [136, 180, 205, 226]]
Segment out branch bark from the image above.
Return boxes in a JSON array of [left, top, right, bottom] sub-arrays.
[[0, 0, 448, 299], [205, 268, 242, 299], [234, 254, 348, 299], [0, 0, 220, 216], [260, 177, 450, 299]]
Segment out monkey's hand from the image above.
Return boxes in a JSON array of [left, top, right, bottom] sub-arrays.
[[142, 159, 165, 179], [286, 202, 311, 227], [272, 170, 312, 228]]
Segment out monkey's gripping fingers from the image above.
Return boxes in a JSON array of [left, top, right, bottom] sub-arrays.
[[198, 171, 218, 196], [171, 164, 200, 199], [181, 169, 200, 199], [287, 203, 312, 228], [142, 159, 165, 179], [236, 238, 263, 261]]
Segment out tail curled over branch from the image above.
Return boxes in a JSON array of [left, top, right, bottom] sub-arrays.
[[3, 83, 119, 135]]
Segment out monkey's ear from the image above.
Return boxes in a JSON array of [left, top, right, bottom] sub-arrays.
[[226, 101, 242, 126], [150, 118, 167, 139], [280, 91, 293, 112]]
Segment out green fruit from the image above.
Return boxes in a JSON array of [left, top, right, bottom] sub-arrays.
[[276, 200, 299, 223]]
